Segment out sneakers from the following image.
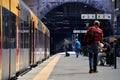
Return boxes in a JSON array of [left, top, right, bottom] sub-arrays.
[[76, 55, 78, 58], [99, 63, 104, 66], [93, 70, 98, 73], [89, 69, 98, 73], [89, 69, 94, 73]]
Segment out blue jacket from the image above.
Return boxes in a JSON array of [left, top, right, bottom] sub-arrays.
[[75, 41, 81, 49]]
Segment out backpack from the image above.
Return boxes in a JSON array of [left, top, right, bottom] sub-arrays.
[[84, 27, 95, 44]]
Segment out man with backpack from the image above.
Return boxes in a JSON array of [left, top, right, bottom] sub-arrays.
[[84, 20, 104, 73]]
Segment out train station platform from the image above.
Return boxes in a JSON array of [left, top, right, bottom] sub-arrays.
[[17, 51, 120, 80]]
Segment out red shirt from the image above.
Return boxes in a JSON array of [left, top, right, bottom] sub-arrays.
[[85, 25, 104, 44]]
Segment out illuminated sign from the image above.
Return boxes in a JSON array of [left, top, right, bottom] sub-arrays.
[[97, 14, 111, 19], [81, 14, 111, 19], [81, 14, 95, 19], [73, 30, 87, 33]]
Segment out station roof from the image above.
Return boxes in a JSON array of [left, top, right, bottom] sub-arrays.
[[23, 0, 114, 19]]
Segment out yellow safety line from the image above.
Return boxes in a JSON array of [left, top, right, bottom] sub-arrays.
[[33, 55, 61, 80]]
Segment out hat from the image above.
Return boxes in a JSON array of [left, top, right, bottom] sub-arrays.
[[75, 39, 78, 41], [94, 20, 100, 26]]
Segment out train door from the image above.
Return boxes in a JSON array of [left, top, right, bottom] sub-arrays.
[[19, 19, 30, 71], [1, 2, 17, 80], [30, 20, 35, 66]]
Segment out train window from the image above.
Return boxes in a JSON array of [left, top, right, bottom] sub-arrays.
[[20, 20, 24, 48], [21, 22, 24, 27], [2, 8, 16, 49], [2, 8, 10, 49], [24, 21, 29, 48], [11, 14, 16, 38], [20, 20, 29, 48], [34, 29, 37, 49], [10, 14, 16, 49], [37, 31, 39, 48]]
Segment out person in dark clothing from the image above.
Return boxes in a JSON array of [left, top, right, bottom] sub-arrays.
[[64, 38, 70, 57], [98, 39, 111, 66]]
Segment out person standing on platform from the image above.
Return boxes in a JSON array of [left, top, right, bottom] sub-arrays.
[[74, 39, 81, 58], [64, 38, 70, 57], [84, 20, 104, 73]]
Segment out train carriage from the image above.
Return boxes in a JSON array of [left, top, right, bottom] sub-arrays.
[[0, 0, 50, 79]]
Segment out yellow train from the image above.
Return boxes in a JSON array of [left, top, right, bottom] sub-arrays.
[[0, 0, 50, 79]]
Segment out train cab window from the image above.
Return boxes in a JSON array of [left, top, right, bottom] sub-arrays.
[[2, 9, 16, 49], [2, 8, 10, 49]]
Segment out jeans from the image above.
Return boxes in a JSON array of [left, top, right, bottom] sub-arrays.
[[88, 44, 99, 71], [98, 52, 106, 65], [75, 48, 80, 57]]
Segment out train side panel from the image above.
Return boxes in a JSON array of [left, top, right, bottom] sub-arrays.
[[41, 23, 46, 60], [19, 0, 30, 72], [1, 0, 19, 79], [29, 10, 46, 65], [34, 20, 42, 63], [42, 23, 50, 59]]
